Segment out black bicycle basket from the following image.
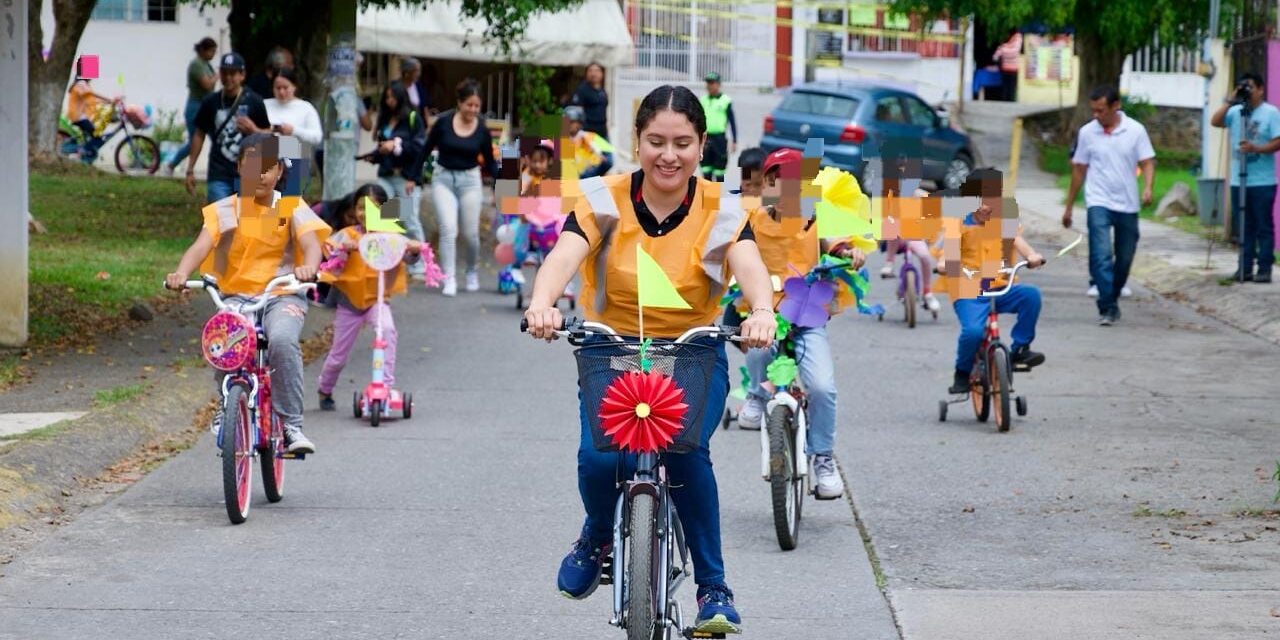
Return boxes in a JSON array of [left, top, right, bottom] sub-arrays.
[[574, 339, 718, 454]]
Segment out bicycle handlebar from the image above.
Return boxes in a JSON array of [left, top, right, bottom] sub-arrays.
[[980, 261, 1033, 298], [520, 317, 740, 345], [167, 274, 316, 314]]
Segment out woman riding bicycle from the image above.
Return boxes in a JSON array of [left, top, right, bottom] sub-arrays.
[[523, 85, 777, 635]]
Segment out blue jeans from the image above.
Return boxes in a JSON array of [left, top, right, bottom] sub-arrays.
[[953, 284, 1041, 374], [378, 175, 426, 276], [577, 340, 730, 587], [1230, 185, 1277, 276], [207, 177, 240, 203], [744, 326, 838, 456], [1086, 207, 1140, 316], [169, 97, 202, 169], [579, 152, 614, 179]]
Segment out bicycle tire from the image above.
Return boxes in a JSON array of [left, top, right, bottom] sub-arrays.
[[626, 493, 659, 640], [260, 412, 285, 503], [990, 346, 1012, 432], [114, 134, 159, 175], [222, 385, 253, 524], [904, 269, 918, 329], [970, 361, 990, 423], [369, 399, 382, 427], [767, 405, 801, 551]]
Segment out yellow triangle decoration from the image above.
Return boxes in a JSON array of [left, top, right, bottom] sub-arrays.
[[636, 245, 691, 310], [364, 197, 405, 233]]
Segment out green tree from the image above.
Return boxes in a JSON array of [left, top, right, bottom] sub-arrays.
[[890, 0, 1237, 131]]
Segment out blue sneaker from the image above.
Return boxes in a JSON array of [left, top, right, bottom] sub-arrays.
[[695, 583, 742, 634], [557, 535, 611, 599]]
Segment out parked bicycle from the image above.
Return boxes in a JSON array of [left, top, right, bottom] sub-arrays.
[[170, 274, 314, 524], [522, 317, 738, 640], [58, 97, 160, 175]]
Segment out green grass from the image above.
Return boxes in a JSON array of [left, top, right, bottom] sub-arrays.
[[0, 354, 25, 388], [1133, 505, 1189, 518], [93, 382, 147, 408], [28, 167, 201, 346]]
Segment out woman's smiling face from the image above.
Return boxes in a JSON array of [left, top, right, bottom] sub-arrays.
[[637, 109, 703, 194]]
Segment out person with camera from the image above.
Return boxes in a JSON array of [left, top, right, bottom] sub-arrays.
[[1211, 72, 1280, 284]]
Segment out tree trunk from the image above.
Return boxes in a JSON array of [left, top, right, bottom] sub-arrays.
[[27, 0, 99, 162], [226, 0, 330, 106], [1069, 26, 1128, 138]]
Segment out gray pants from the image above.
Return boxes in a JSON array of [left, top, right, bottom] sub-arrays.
[[376, 174, 426, 276], [431, 166, 482, 279], [218, 294, 308, 430]]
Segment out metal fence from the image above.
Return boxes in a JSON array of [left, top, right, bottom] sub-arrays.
[[1129, 33, 1200, 74]]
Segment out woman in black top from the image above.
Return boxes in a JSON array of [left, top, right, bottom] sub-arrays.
[[371, 84, 427, 278], [569, 62, 609, 139], [424, 79, 498, 297]]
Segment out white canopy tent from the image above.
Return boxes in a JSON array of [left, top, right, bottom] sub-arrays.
[[356, 0, 634, 68]]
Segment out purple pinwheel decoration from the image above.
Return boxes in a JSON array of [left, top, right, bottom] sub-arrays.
[[779, 276, 835, 328]]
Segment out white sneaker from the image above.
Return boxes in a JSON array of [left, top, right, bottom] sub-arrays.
[[879, 264, 894, 279], [1121, 286, 1132, 297], [465, 270, 480, 292], [1087, 285, 1099, 297], [442, 276, 458, 297], [813, 454, 844, 499], [923, 292, 940, 312], [737, 396, 765, 430], [510, 269, 526, 286]]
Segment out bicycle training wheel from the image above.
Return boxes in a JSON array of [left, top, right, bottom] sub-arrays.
[[115, 134, 160, 175], [970, 363, 990, 423], [369, 399, 382, 427], [989, 346, 1012, 432], [625, 493, 659, 640], [222, 385, 254, 524], [259, 412, 286, 503], [904, 269, 918, 329], [767, 405, 802, 551]]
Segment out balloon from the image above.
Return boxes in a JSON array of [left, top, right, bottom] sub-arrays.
[[494, 242, 516, 266], [496, 223, 516, 244]]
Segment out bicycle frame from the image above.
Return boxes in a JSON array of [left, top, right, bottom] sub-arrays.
[[896, 253, 924, 300]]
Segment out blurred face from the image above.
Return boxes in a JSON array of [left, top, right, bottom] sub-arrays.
[[458, 95, 482, 120], [1089, 97, 1120, 128], [273, 76, 296, 102], [586, 65, 604, 85], [238, 147, 282, 200], [1243, 78, 1265, 104], [706, 80, 720, 95], [528, 152, 550, 177], [740, 169, 764, 198], [220, 68, 245, 92], [762, 169, 801, 218], [568, 119, 582, 135], [199, 46, 217, 61], [384, 88, 398, 110], [637, 109, 702, 194], [403, 67, 420, 84]]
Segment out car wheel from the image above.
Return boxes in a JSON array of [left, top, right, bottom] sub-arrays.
[[944, 154, 973, 190]]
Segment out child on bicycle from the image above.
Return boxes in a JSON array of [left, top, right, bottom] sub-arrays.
[[316, 184, 431, 410], [734, 147, 865, 500], [65, 76, 112, 161], [165, 133, 329, 454], [938, 169, 1046, 395]]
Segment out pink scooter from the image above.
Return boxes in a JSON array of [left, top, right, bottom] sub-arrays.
[[349, 232, 413, 427]]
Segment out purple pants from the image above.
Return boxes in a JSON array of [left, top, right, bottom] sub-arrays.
[[318, 303, 397, 395]]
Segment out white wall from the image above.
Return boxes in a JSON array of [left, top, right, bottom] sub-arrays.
[[731, 1, 775, 86], [1121, 71, 1204, 109], [41, 3, 230, 120]]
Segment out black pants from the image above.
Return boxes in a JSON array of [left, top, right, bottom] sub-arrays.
[[702, 133, 729, 181], [1000, 71, 1018, 102]]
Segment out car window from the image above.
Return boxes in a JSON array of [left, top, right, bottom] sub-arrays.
[[902, 96, 936, 128], [779, 92, 859, 119], [874, 96, 907, 124]]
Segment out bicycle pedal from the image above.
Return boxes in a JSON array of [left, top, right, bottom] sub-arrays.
[[684, 630, 726, 639], [599, 554, 614, 585], [281, 452, 307, 460], [1012, 362, 1032, 373]]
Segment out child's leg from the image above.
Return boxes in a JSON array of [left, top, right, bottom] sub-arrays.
[[794, 327, 837, 456], [996, 284, 1042, 351], [744, 345, 774, 401], [952, 298, 989, 374], [263, 295, 309, 430], [907, 240, 934, 291], [375, 303, 398, 387], [317, 306, 366, 395]]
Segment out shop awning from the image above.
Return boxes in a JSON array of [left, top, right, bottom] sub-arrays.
[[357, 0, 634, 68]]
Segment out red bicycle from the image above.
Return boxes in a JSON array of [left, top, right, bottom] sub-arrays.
[[174, 274, 314, 524], [938, 260, 1032, 432]]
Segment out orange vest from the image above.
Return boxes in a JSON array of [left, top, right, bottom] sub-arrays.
[[326, 228, 408, 310], [200, 194, 330, 297], [573, 174, 747, 337], [748, 206, 820, 308]]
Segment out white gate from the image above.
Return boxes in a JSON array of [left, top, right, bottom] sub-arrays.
[[619, 0, 776, 85]]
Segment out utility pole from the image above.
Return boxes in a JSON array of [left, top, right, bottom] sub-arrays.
[[0, 0, 29, 346], [322, 0, 359, 201]]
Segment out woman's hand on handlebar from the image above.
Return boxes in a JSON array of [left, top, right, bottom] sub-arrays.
[[739, 309, 776, 349], [524, 303, 563, 342]]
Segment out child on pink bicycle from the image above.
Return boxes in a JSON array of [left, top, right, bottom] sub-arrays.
[[937, 170, 1046, 395], [165, 133, 329, 454]]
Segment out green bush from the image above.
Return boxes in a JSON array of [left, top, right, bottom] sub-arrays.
[[1120, 95, 1157, 123], [149, 108, 185, 144]]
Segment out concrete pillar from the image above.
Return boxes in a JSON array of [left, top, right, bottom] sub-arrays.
[[0, 0, 29, 346], [775, 0, 792, 88], [322, 0, 359, 202]]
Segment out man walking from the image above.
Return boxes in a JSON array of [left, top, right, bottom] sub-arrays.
[[700, 72, 737, 182], [1063, 85, 1155, 326], [184, 52, 272, 203], [1211, 72, 1280, 284]]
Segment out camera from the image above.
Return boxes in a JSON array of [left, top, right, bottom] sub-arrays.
[[1233, 81, 1252, 105]]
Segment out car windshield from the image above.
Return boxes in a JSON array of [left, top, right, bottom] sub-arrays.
[[778, 92, 860, 119]]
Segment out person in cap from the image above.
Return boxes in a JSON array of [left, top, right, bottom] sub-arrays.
[[565, 106, 614, 179], [699, 72, 737, 182], [731, 147, 864, 500], [185, 51, 273, 203]]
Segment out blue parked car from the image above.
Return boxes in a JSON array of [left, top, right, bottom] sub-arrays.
[[761, 81, 975, 190]]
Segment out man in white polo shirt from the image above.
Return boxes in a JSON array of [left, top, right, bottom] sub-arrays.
[[1063, 85, 1155, 326]]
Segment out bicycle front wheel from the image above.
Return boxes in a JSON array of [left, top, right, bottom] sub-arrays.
[[115, 134, 160, 175], [990, 346, 1012, 432], [767, 404, 802, 551], [260, 412, 286, 503], [625, 493, 658, 640], [222, 385, 254, 524]]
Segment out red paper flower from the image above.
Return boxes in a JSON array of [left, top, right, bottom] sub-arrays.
[[598, 370, 689, 453]]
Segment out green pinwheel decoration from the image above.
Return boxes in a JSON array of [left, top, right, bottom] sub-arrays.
[[767, 354, 798, 387]]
